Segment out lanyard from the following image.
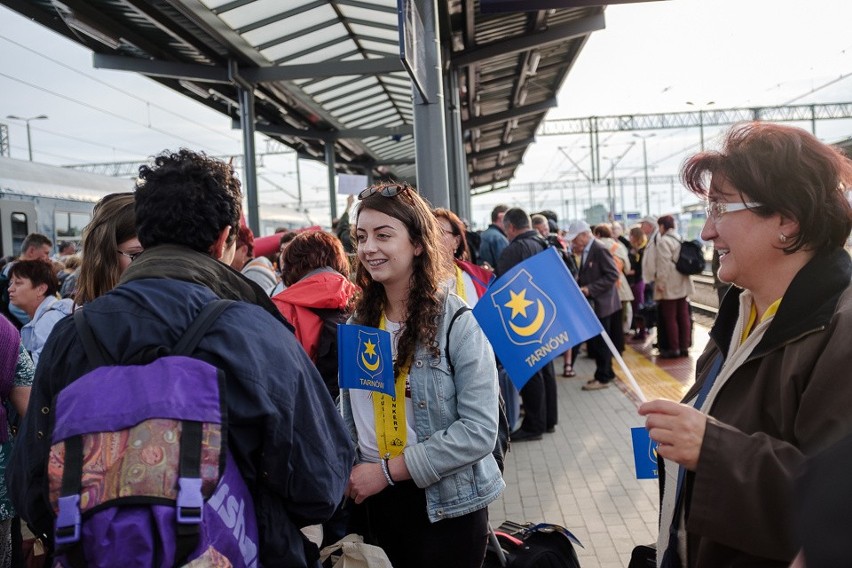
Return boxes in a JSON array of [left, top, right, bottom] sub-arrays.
[[373, 314, 411, 459], [660, 353, 724, 567], [454, 265, 467, 302]]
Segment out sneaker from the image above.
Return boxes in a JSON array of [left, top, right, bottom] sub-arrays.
[[582, 380, 610, 391]]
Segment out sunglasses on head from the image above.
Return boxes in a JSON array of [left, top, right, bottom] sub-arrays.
[[358, 183, 413, 200]]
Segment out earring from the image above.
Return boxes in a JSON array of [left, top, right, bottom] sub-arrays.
[[779, 233, 788, 243]]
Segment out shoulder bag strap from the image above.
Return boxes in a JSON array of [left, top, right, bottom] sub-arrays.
[[73, 309, 114, 367], [173, 300, 235, 356]]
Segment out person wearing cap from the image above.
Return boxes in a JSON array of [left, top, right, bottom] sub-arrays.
[[564, 220, 621, 391], [496, 208, 557, 441]]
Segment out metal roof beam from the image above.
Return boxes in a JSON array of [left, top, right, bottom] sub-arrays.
[[93, 53, 404, 83], [451, 13, 605, 67], [93, 53, 230, 82], [463, 98, 558, 130], [244, 57, 404, 82], [255, 123, 413, 141], [469, 138, 534, 161], [338, 124, 414, 139]]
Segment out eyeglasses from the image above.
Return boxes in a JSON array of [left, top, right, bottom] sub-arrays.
[[117, 249, 143, 262], [358, 183, 412, 200], [704, 201, 764, 220]]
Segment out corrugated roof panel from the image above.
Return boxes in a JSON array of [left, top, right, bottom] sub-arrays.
[[313, 78, 380, 104], [256, 22, 349, 59]]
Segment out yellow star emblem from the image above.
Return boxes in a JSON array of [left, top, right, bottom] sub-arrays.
[[504, 288, 534, 319], [363, 339, 377, 358]]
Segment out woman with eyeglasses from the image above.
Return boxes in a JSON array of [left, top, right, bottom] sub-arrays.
[[75, 192, 141, 306], [639, 122, 852, 567], [433, 207, 493, 307], [341, 183, 504, 568]]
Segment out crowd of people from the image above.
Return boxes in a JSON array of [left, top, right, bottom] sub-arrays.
[[0, 122, 847, 566]]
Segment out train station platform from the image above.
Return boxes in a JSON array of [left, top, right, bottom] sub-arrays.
[[487, 322, 711, 567]]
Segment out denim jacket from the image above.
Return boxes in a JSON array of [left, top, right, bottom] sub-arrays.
[[341, 292, 505, 522]]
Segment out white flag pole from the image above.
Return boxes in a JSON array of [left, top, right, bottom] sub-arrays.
[[599, 330, 647, 403]]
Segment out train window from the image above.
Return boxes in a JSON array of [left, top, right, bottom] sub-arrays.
[[55, 211, 91, 246], [10, 212, 28, 256]]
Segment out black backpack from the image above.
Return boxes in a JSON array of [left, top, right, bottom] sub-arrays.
[[311, 307, 349, 400], [668, 236, 705, 275], [446, 306, 509, 473]]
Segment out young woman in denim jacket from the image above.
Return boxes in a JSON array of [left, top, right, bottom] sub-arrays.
[[341, 182, 504, 568]]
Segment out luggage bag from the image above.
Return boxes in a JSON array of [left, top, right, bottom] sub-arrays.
[[484, 521, 582, 568]]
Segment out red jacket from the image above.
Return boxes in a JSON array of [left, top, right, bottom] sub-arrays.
[[271, 271, 358, 361], [456, 259, 493, 298]]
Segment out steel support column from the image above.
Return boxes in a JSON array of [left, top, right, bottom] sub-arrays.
[[446, 68, 470, 219], [238, 86, 259, 234], [325, 142, 337, 224], [412, 0, 450, 209]]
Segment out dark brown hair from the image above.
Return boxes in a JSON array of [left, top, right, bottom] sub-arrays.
[[353, 182, 452, 371], [281, 230, 350, 286], [9, 260, 59, 298], [682, 122, 852, 253], [433, 208, 469, 260], [657, 215, 675, 232]]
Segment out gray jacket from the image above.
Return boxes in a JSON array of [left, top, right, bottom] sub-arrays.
[[340, 292, 505, 522]]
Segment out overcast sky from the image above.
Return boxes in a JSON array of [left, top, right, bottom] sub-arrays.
[[3, 0, 852, 226]]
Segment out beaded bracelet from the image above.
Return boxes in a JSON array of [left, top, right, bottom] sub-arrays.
[[380, 458, 395, 486]]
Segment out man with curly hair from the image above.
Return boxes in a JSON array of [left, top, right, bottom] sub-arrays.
[[10, 149, 354, 566]]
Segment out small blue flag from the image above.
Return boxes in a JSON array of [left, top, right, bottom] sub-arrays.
[[472, 247, 604, 390], [631, 427, 659, 479], [337, 324, 395, 397]]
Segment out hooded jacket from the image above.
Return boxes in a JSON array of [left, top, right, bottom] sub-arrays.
[[9, 247, 354, 567], [271, 268, 358, 362], [661, 248, 852, 567]]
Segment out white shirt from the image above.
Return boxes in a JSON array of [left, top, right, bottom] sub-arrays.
[[350, 319, 418, 462]]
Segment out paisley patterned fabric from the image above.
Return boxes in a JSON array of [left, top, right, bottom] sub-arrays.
[[48, 419, 221, 514]]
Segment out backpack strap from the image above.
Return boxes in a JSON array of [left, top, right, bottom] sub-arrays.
[[73, 309, 115, 366], [172, 300, 234, 564], [445, 306, 471, 374], [173, 300, 235, 356]]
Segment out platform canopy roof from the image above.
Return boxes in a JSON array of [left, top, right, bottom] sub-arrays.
[[3, 0, 604, 191]]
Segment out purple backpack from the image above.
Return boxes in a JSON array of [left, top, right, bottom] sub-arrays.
[[48, 301, 260, 567]]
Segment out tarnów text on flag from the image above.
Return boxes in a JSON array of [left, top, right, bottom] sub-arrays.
[[472, 247, 603, 390], [337, 324, 395, 397]]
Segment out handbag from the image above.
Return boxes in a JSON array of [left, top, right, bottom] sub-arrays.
[[628, 543, 656, 568], [319, 534, 393, 568]]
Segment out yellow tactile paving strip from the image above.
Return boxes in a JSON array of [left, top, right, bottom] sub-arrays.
[[614, 346, 694, 405]]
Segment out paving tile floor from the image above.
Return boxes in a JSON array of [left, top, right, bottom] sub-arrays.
[[488, 323, 711, 567]]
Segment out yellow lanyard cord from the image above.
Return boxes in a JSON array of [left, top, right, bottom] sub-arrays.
[[454, 264, 467, 302], [740, 298, 782, 344], [374, 313, 410, 458]]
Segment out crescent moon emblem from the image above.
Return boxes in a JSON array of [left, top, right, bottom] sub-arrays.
[[508, 299, 546, 337], [361, 353, 380, 372]]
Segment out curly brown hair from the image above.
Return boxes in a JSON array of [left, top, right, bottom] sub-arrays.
[[281, 230, 350, 286], [353, 183, 452, 374]]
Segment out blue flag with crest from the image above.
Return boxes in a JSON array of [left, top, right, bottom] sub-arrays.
[[472, 247, 603, 390], [337, 324, 395, 397]]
